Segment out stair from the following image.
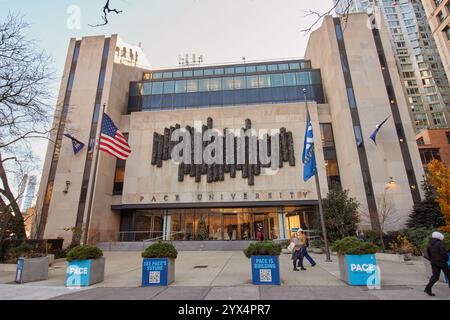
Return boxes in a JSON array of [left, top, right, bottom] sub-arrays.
[[98, 241, 256, 252]]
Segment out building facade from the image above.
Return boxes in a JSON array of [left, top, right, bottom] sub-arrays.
[[335, 0, 450, 132], [422, 0, 450, 83], [416, 128, 450, 166], [32, 14, 425, 246]]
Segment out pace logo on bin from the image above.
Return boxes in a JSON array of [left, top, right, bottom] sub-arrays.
[[346, 254, 380, 286], [251, 256, 280, 285], [66, 260, 91, 287], [142, 258, 169, 287]]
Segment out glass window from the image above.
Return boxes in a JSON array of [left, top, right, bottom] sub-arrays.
[[186, 79, 198, 92], [256, 65, 267, 72], [143, 82, 152, 95], [258, 74, 271, 88], [175, 80, 187, 93], [193, 69, 203, 76], [296, 72, 310, 85], [151, 82, 163, 94], [198, 79, 209, 92], [163, 72, 173, 79], [223, 77, 234, 90], [278, 64, 289, 70], [347, 87, 357, 108], [214, 68, 224, 75], [270, 74, 284, 87], [283, 73, 296, 86], [245, 65, 257, 73], [183, 70, 193, 77], [320, 123, 335, 148], [246, 75, 259, 89], [225, 67, 235, 74], [335, 24, 343, 40], [209, 78, 222, 91], [204, 69, 214, 76], [153, 73, 163, 79], [289, 63, 300, 70], [173, 71, 183, 78], [163, 81, 175, 94], [354, 126, 363, 147], [235, 66, 245, 73], [267, 64, 278, 71], [234, 76, 246, 89], [310, 71, 322, 84]]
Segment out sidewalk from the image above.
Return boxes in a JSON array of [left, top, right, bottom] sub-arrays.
[[0, 251, 448, 300]]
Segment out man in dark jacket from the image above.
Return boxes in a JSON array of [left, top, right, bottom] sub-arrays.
[[424, 232, 450, 296]]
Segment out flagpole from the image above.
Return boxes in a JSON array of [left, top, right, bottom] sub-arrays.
[[303, 88, 332, 262], [82, 103, 107, 245]]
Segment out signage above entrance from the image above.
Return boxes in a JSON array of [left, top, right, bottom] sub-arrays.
[[151, 117, 296, 186]]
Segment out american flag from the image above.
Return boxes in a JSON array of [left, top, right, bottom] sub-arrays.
[[99, 113, 131, 160]]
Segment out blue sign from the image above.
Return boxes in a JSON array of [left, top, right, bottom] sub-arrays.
[[251, 255, 281, 285], [142, 258, 169, 287], [15, 258, 24, 283], [445, 254, 450, 284], [346, 254, 379, 286], [66, 260, 91, 287]]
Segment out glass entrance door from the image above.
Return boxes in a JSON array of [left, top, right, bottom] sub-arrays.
[[223, 214, 237, 240]]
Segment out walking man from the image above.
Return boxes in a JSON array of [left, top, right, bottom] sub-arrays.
[[298, 229, 316, 267], [424, 232, 450, 296]]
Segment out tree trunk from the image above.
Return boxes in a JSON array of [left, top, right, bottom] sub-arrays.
[[0, 154, 27, 239]]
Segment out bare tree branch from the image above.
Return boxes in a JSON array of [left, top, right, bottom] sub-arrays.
[[300, 0, 353, 34], [89, 0, 123, 27]]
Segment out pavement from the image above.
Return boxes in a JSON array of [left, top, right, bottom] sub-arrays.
[[0, 251, 449, 300]]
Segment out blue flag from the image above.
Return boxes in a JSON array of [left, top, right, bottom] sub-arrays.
[[369, 115, 391, 144], [302, 112, 317, 182], [64, 134, 85, 155]]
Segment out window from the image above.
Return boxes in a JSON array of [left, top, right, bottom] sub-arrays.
[[258, 74, 271, 88], [245, 65, 257, 73], [419, 148, 441, 165], [347, 88, 357, 109], [186, 79, 198, 92], [235, 66, 245, 73], [414, 113, 429, 127], [173, 71, 183, 78], [153, 73, 163, 79], [183, 70, 193, 77], [151, 82, 163, 94], [223, 77, 234, 90], [267, 64, 278, 71], [320, 123, 335, 148], [198, 79, 209, 92], [416, 137, 425, 145], [246, 75, 259, 89], [163, 72, 173, 79], [214, 68, 224, 75], [225, 67, 235, 74], [163, 81, 175, 94], [193, 69, 203, 77], [432, 112, 446, 126], [354, 125, 363, 147], [283, 73, 296, 86], [270, 74, 284, 87], [256, 65, 267, 72], [175, 80, 187, 93], [209, 78, 222, 91], [204, 69, 214, 76], [446, 132, 450, 144], [234, 76, 246, 89], [278, 64, 289, 71]]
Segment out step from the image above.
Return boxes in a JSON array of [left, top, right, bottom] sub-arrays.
[[98, 241, 257, 252]]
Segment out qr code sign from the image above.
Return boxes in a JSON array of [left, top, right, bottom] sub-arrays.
[[259, 269, 272, 282], [149, 271, 161, 284]]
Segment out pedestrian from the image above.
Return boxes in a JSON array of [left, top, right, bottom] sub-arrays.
[[356, 230, 367, 242], [291, 230, 306, 271], [424, 232, 450, 296], [298, 230, 316, 267], [227, 224, 233, 241]]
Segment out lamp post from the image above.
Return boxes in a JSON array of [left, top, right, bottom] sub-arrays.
[[302, 88, 332, 262]]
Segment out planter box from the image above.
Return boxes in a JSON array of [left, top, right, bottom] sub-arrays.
[[142, 258, 175, 287], [66, 257, 105, 287], [15, 256, 49, 284], [423, 254, 450, 284], [338, 254, 379, 286], [311, 248, 324, 254], [250, 255, 281, 285]]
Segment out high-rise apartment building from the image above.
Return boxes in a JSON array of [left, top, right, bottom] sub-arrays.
[[421, 0, 450, 82], [335, 0, 450, 132]]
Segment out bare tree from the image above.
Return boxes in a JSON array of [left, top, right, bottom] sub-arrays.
[[361, 188, 401, 249], [0, 13, 54, 240], [89, 0, 123, 27], [301, 0, 354, 34]]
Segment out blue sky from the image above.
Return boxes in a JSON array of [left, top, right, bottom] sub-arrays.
[[0, 0, 334, 178]]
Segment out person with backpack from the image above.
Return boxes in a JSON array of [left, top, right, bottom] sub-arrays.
[[424, 232, 450, 296], [298, 229, 316, 267]]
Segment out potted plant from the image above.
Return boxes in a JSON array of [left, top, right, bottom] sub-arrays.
[[389, 235, 415, 262], [141, 241, 178, 286], [14, 243, 49, 284], [421, 232, 450, 283], [65, 245, 105, 287], [244, 241, 282, 285], [332, 237, 380, 286]]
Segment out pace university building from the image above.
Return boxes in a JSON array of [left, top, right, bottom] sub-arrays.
[[32, 14, 425, 246]]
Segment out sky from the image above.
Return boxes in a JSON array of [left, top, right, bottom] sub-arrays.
[[0, 0, 335, 182]]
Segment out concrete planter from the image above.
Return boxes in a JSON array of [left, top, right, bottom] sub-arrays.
[[66, 257, 105, 287], [250, 255, 281, 285], [15, 256, 49, 284], [396, 253, 412, 262], [142, 258, 175, 286], [423, 254, 449, 284], [338, 254, 379, 286], [311, 248, 324, 254]]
